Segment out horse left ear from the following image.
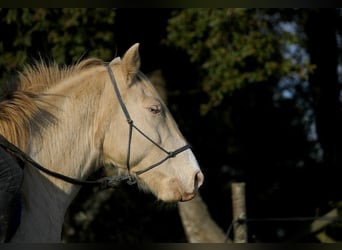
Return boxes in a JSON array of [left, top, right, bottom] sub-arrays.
[[121, 43, 141, 82]]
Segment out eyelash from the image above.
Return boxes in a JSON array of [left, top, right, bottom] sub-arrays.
[[147, 105, 161, 115]]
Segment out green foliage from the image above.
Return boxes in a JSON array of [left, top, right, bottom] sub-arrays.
[[0, 8, 116, 86], [165, 8, 312, 115]]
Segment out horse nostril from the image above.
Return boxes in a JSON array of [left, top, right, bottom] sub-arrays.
[[194, 171, 204, 190]]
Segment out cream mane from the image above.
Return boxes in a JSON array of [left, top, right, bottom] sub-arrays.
[[0, 58, 104, 150]]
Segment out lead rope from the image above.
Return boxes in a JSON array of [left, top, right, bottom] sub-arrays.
[[0, 134, 133, 189]]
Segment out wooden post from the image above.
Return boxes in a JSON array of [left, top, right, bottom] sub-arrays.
[[231, 182, 248, 243]]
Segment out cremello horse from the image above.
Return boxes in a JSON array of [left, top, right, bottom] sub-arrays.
[[0, 44, 203, 242]]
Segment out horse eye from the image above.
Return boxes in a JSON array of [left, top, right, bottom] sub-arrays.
[[147, 105, 161, 115]]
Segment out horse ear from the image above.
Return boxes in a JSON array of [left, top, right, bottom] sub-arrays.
[[121, 43, 141, 82], [109, 57, 121, 65]]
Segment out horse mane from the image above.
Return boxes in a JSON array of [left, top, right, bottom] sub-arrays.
[[0, 57, 104, 150]]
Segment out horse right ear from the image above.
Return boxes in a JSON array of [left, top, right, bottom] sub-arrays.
[[121, 43, 141, 82]]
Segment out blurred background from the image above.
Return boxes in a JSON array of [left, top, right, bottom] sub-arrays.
[[0, 8, 342, 243]]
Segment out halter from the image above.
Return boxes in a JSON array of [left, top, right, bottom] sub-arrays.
[[0, 64, 191, 189], [106, 64, 191, 177]]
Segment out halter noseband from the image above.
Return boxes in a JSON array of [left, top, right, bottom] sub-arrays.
[[106, 64, 191, 178]]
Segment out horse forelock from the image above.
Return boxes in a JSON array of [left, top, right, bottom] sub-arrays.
[[0, 57, 104, 150]]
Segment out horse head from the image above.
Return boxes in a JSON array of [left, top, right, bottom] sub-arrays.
[[102, 44, 204, 202]]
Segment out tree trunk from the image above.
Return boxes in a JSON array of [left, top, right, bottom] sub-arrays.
[[178, 194, 229, 243], [305, 9, 341, 166], [231, 183, 247, 243], [304, 9, 342, 204]]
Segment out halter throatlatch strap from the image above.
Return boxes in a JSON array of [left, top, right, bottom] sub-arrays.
[[106, 64, 191, 177]]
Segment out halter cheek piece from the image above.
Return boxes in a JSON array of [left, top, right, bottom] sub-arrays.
[[0, 65, 191, 189]]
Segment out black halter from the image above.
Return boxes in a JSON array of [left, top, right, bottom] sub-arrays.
[[0, 64, 191, 189], [106, 64, 191, 176]]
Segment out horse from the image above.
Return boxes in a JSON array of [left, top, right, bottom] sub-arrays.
[[0, 43, 204, 242]]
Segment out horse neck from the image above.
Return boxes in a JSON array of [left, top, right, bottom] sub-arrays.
[[12, 70, 110, 242]]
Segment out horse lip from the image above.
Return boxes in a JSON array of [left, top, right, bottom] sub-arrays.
[[180, 192, 196, 202]]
